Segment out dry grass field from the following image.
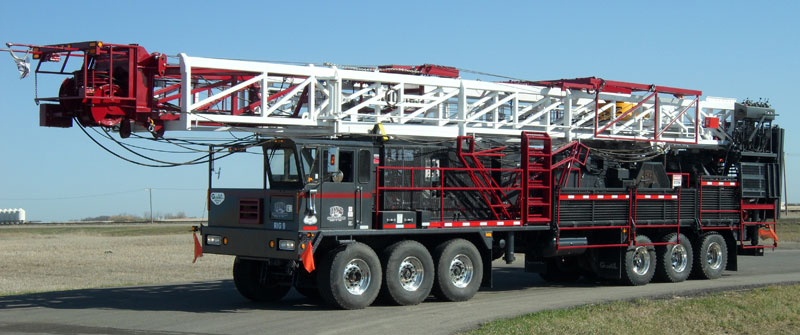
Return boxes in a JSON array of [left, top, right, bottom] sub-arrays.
[[0, 225, 232, 296]]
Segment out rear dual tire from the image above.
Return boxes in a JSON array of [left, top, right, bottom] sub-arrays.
[[692, 232, 727, 280], [621, 235, 656, 286], [432, 239, 483, 302], [655, 233, 693, 283], [381, 240, 435, 306]]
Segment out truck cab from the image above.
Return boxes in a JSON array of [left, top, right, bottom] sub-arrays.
[[201, 138, 377, 260]]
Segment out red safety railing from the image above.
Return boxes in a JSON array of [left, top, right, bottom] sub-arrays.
[[699, 178, 740, 230], [555, 190, 632, 249], [632, 190, 681, 246], [375, 165, 522, 227], [740, 201, 778, 249]]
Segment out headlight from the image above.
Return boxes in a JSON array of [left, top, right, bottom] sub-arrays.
[[206, 235, 222, 246], [278, 240, 296, 251]]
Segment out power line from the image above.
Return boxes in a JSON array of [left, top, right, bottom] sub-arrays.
[[0, 189, 141, 201], [0, 188, 205, 201]]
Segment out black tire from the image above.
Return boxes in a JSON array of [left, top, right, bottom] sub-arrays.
[[380, 240, 435, 306], [431, 239, 483, 302], [316, 242, 382, 309], [232, 256, 291, 302], [294, 267, 320, 300], [692, 232, 727, 280], [539, 256, 581, 283], [620, 235, 656, 286], [655, 233, 693, 283]]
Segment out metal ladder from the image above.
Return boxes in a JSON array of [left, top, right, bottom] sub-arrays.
[[521, 132, 552, 224]]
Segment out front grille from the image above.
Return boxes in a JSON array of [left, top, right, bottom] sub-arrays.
[[239, 199, 261, 224]]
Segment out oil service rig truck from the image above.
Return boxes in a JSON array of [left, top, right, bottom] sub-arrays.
[[4, 41, 784, 309]]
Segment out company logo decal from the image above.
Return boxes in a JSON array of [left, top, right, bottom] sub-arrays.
[[210, 192, 225, 205], [327, 206, 345, 222]]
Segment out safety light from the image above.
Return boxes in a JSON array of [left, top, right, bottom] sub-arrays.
[[222, 237, 228, 245], [269, 240, 275, 248], [278, 240, 296, 251]]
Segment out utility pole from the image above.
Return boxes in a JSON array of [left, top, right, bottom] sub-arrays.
[[145, 188, 153, 224]]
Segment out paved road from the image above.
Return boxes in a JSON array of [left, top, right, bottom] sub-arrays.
[[1, 250, 798, 335]]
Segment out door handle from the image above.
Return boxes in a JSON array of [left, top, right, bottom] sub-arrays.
[[355, 186, 362, 226]]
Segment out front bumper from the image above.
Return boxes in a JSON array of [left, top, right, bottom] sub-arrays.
[[200, 225, 300, 260]]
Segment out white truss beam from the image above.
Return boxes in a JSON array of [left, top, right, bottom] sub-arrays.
[[170, 54, 737, 146]]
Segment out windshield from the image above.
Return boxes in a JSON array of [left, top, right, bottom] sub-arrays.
[[265, 146, 300, 185]]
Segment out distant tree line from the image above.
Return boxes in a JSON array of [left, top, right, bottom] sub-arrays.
[[81, 212, 188, 222]]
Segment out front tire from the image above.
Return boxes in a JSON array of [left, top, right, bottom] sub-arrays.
[[655, 233, 693, 283], [232, 257, 291, 302], [317, 242, 382, 309], [294, 267, 320, 300], [693, 232, 727, 279], [432, 239, 483, 302], [621, 235, 656, 286]]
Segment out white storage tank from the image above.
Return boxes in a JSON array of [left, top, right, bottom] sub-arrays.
[[17, 208, 26, 224], [0, 208, 26, 224]]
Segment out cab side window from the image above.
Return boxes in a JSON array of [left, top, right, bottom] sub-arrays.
[[339, 151, 354, 183], [358, 150, 371, 184]]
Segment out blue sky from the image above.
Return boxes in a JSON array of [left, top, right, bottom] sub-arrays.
[[1, 1, 798, 221]]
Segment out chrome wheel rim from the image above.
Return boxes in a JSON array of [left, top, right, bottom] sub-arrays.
[[343, 258, 370, 295], [398, 256, 424, 292], [449, 254, 473, 288], [632, 246, 651, 276], [706, 242, 723, 270], [670, 244, 688, 273]]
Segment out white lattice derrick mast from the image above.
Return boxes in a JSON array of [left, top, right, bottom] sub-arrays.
[[167, 54, 735, 147]]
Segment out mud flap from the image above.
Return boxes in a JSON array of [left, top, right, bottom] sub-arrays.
[[479, 230, 494, 288], [725, 231, 738, 271], [481, 246, 493, 288]]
